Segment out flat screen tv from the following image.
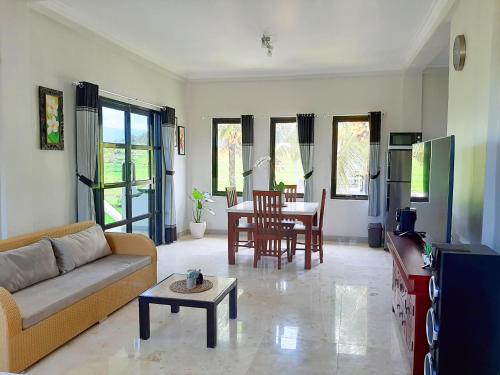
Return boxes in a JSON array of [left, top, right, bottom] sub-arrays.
[[410, 136, 455, 243]]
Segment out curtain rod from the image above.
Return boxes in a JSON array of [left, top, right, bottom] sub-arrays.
[[72, 81, 165, 110], [200, 112, 385, 120]]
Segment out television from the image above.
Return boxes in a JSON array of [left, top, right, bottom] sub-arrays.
[[410, 136, 455, 243]]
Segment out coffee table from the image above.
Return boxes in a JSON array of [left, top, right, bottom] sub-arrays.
[[138, 273, 237, 348]]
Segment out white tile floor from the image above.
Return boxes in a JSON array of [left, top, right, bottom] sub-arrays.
[[27, 235, 411, 375]]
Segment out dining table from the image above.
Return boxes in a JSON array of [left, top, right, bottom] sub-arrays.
[[226, 200, 320, 270]]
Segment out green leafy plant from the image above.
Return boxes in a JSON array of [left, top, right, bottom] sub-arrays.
[[424, 243, 433, 256], [273, 181, 285, 193], [190, 188, 215, 223]]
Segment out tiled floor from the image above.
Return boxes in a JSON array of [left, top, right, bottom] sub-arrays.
[[28, 235, 411, 375]]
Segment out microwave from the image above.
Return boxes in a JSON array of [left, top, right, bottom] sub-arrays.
[[388, 132, 422, 149]]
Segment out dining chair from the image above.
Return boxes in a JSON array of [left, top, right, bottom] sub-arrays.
[[252, 190, 292, 269], [226, 187, 254, 252], [284, 184, 298, 202], [291, 188, 326, 263]]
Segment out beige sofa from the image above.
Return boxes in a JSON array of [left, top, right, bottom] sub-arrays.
[[0, 221, 157, 373]]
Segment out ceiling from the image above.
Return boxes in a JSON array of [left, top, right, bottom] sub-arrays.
[[35, 0, 439, 80]]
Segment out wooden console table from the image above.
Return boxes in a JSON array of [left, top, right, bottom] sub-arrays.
[[386, 232, 431, 375]]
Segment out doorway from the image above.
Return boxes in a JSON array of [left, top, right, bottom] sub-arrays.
[[96, 98, 157, 239]]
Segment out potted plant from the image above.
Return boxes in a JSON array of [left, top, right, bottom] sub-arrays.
[[189, 188, 215, 239], [273, 181, 286, 203]]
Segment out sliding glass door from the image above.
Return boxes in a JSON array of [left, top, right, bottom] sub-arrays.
[[97, 98, 156, 238]]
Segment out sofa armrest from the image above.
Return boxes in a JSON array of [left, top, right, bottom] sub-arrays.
[[0, 287, 22, 372], [104, 233, 157, 264]]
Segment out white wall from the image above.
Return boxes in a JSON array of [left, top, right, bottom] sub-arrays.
[[422, 67, 449, 140], [187, 73, 423, 238], [446, 0, 500, 245], [0, 1, 189, 238], [481, 0, 500, 249]]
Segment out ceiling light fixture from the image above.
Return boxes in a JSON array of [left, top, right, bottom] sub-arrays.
[[261, 33, 273, 57]]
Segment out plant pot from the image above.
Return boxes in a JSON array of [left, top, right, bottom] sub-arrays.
[[189, 221, 207, 239]]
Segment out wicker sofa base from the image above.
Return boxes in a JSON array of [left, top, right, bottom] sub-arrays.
[[10, 265, 154, 372]]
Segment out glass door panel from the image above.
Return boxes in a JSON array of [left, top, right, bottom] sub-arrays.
[[131, 149, 151, 181], [132, 218, 150, 237], [131, 184, 151, 217], [99, 100, 155, 239], [131, 113, 149, 145], [103, 148, 125, 183], [104, 187, 126, 225], [102, 107, 125, 144]]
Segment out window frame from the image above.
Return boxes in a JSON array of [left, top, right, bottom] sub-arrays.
[[269, 116, 304, 198], [331, 115, 370, 200], [211, 117, 242, 197]]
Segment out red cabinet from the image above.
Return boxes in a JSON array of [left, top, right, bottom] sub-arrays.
[[387, 233, 431, 375]]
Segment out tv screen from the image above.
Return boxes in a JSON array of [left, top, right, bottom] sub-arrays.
[[410, 142, 431, 202]]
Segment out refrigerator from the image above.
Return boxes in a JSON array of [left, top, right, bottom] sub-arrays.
[[384, 149, 412, 239]]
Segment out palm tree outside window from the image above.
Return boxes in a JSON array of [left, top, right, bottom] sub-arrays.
[[212, 118, 243, 195], [331, 115, 370, 199]]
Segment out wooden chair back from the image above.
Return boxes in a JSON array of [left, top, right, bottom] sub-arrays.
[[253, 191, 283, 232], [284, 185, 298, 202], [225, 186, 238, 207], [318, 188, 327, 230], [252, 190, 284, 259]]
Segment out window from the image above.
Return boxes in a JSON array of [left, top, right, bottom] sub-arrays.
[[212, 118, 243, 196], [97, 98, 160, 241], [331, 115, 370, 199], [270, 117, 304, 195]]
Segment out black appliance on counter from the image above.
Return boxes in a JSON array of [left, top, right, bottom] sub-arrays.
[[395, 207, 417, 232], [424, 243, 500, 375]]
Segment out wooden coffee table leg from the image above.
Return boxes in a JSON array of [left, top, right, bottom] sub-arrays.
[[229, 285, 237, 319], [139, 298, 150, 340], [171, 305, 179, 313], [206, 304, 217, 348]]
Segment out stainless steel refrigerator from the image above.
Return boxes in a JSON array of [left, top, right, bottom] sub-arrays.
[[384, 149, 412, 239]]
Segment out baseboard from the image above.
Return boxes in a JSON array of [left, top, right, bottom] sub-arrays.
[[205, 229, 230, 236], [202, 229, 368, 244], [323, 235, 368, 244], [177, 230, 190, 238]]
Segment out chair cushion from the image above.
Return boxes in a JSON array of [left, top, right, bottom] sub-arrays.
[[50, 224, 111, 274], [13, 254, 151, 329], [0, 239, 59, 293]]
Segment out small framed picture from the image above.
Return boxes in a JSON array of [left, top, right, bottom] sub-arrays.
[[174, 117, 179, 148], [39, 86, 64, 150], [177, 126, 185, 155]]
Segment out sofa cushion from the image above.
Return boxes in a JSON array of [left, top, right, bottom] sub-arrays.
[[50, 224, 111, 274], [13, 254, 151, 329], [0, 239, 59, 293]]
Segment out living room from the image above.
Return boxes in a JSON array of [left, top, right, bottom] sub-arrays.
[[0, 0, 499, 374]]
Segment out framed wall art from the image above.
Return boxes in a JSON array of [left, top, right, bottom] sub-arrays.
[[39, 86, 64, 150], [177, 125, 185, 155]]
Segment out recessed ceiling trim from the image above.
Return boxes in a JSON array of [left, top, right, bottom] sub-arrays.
[[405, 0, 457, 68], [32, 0, 441, 81]]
